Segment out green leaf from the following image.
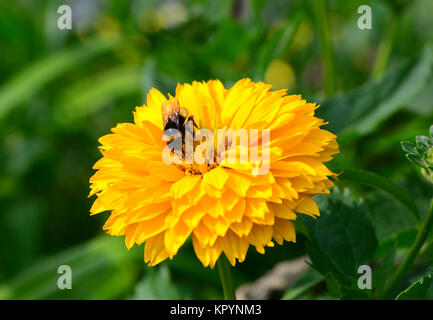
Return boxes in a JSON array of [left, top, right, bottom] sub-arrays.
[[0, 38, 120, 121], [318, 46, 433, 138], [292, 218, 312, 241], [401, 141, 417, 155], [338, 168, 420, 223], [321, 272, 370, 300], [395, 273, 432, 300], [130, 265, 184, 300], [416, 136, 430, 152], [281, 267, 323, 300], [373, 245, 396, 297], [405, 74, 433, 116], [374, 229, 417, 258], [406, 153, 426, 168], [0, 236, 141, 299], [54, 66, 142, 124], [254, 15, 302, 77], [301, 188, 377, 297], [323, 273, 345, 299]]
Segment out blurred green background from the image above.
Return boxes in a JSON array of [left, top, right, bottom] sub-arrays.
[[1, 0, 433, 299]]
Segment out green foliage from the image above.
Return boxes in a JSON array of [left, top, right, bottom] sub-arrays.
[[401, 125, 433, 184], [339, 168, 420, 222], [373, 245, 396, 294], [254, 15, 302, 77], [300, 188, 377, 299], [130, 265, 184, 300], [318, 46, 433, 139], [0, 237, 141, 299], [0, 38, 119, 120], [395, 273, 432, 300], [54, 66, 142, 125], [281, 267, 324, 300]]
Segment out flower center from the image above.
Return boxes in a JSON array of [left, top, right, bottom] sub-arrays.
[[162, 99, 219, 175]]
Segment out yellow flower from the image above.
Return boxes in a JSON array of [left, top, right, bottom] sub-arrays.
[[89, 78, 339, 268]]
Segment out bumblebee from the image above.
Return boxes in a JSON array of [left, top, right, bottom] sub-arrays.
[[161, 99, 216, 173], [161, 99, 197, 136]]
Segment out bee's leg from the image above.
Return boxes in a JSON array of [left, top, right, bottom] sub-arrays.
[[187, 116, 199, 129]]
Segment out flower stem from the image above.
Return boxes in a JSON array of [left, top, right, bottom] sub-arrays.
[[419, 236, 433, 259], [217, 255, 236, 300], [312, 0, 336, 96], [379, 198, 433, 299]]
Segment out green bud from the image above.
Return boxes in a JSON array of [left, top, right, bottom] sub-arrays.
[[416, 136, 430, 153], [402, 125, 433, 184], [401, 141, 417, 154], [406, 153, 426, 168], [426, 147, 433, 164], [421, 167, 433, 184], [421, 143, 433, 184]]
